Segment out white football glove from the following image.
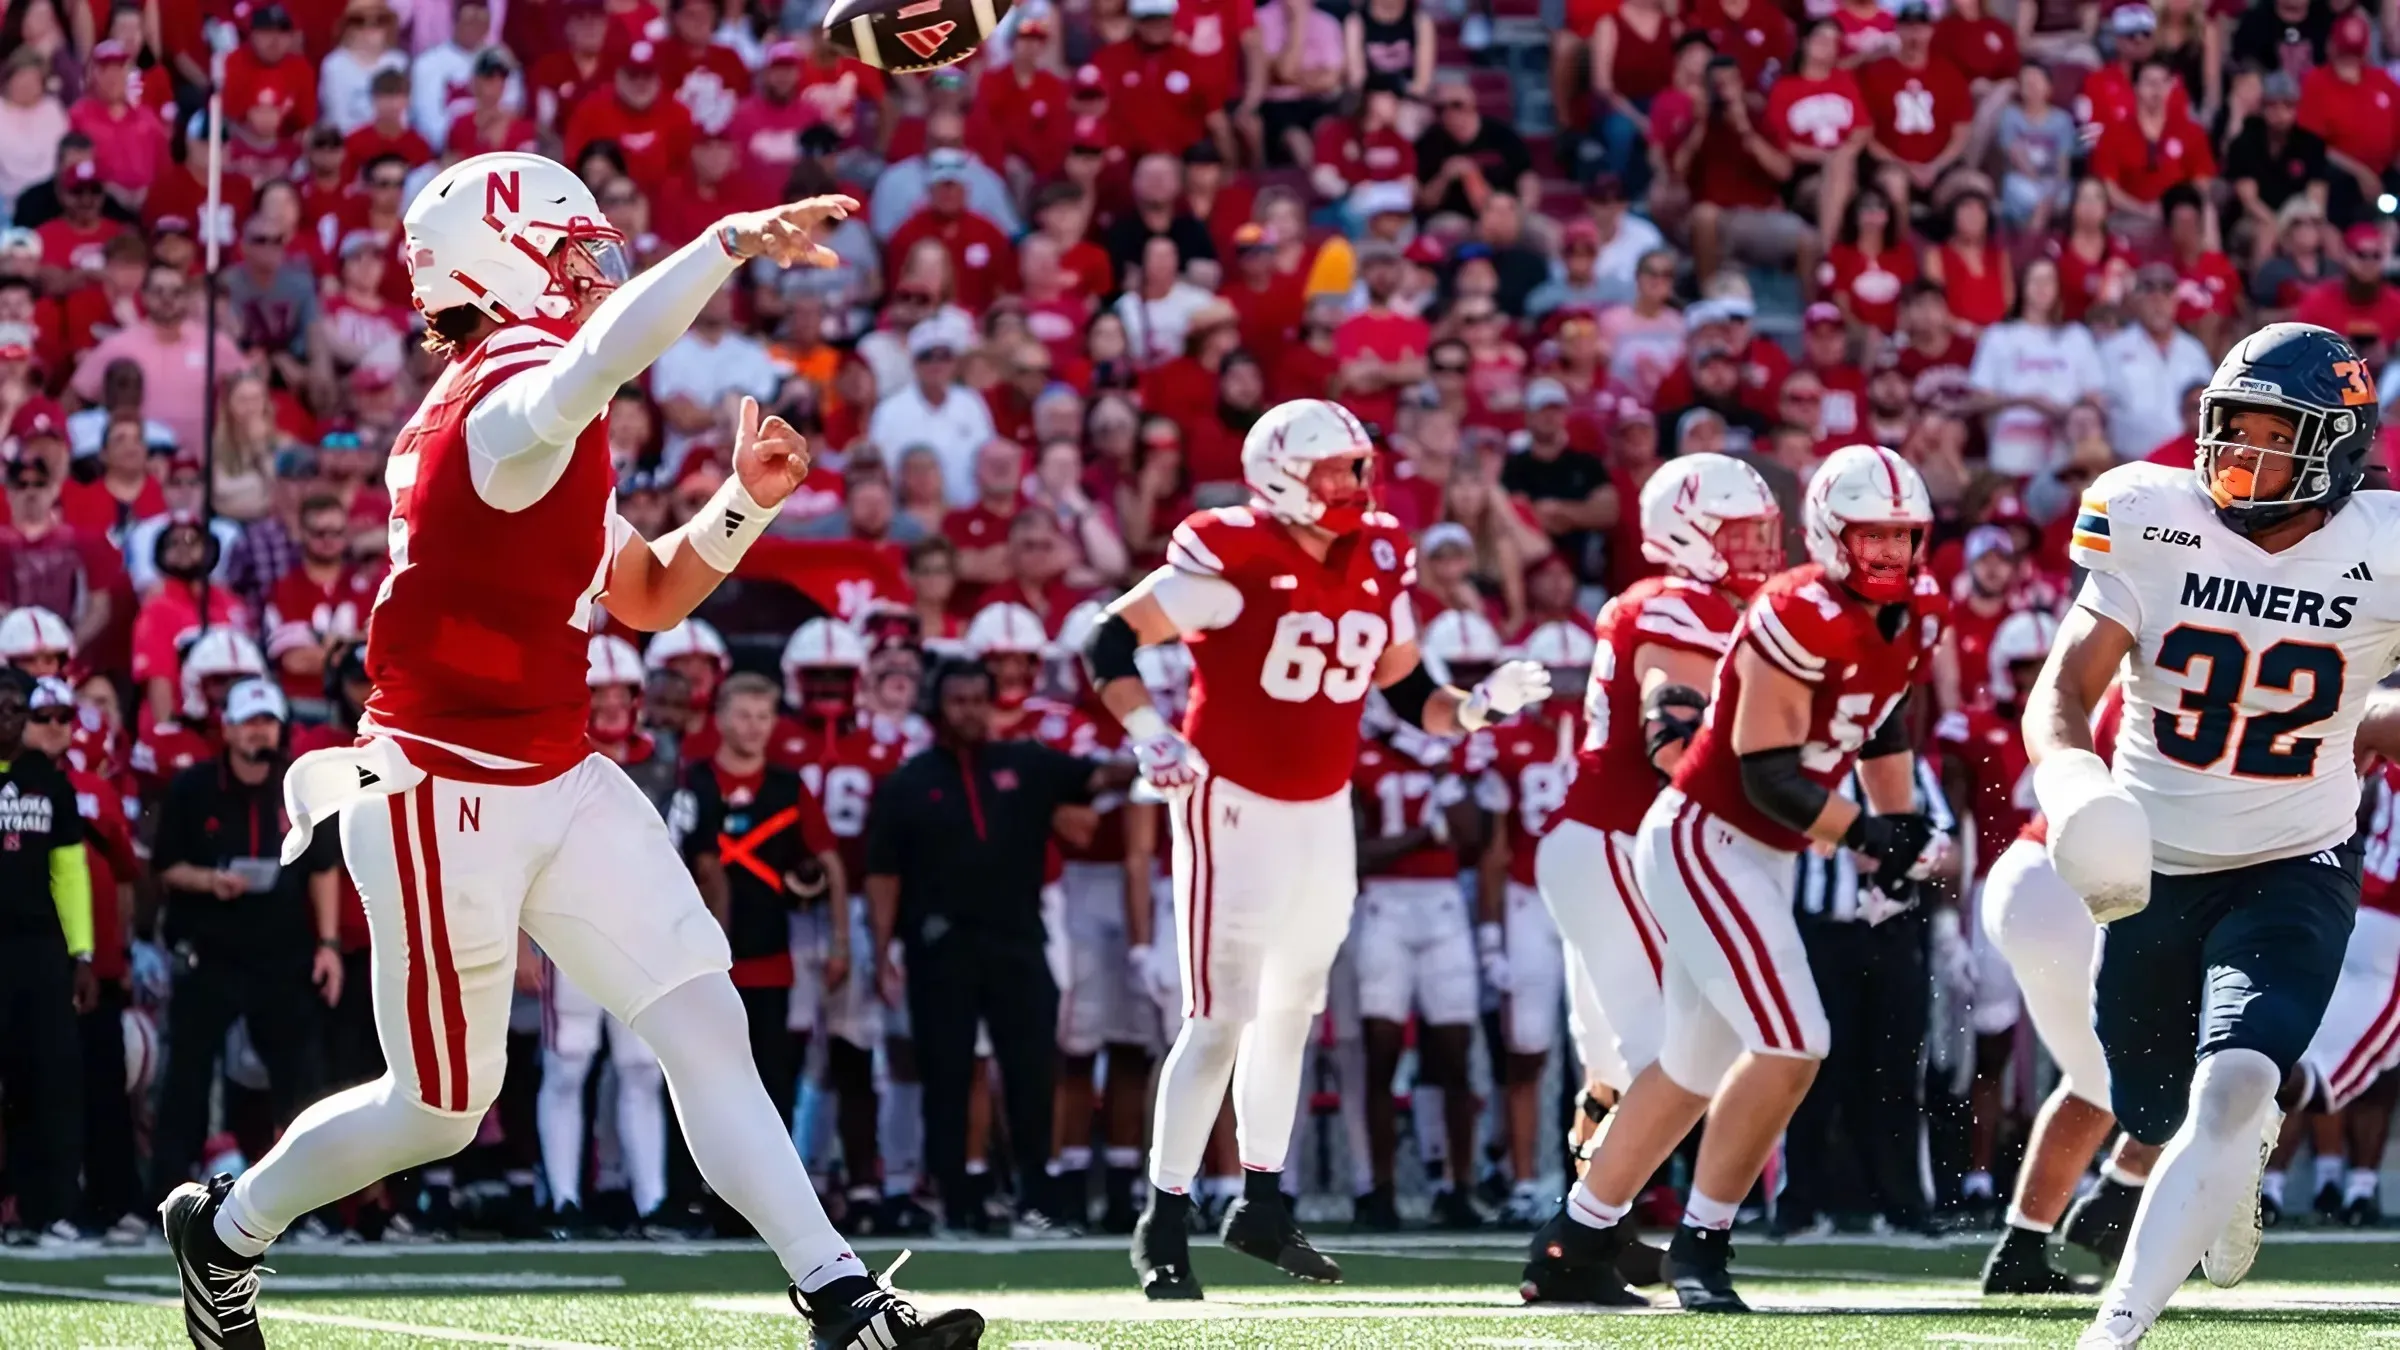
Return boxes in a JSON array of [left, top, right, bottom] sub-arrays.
[[1930, 906, 1977, 1001], [2033, 748, 2152, 924], [1907, 830, 1954, 882], [1856, 883, 1919, 927], [1129, 942, 1180, 1013], [1131, 727, 1208, 793], [1476, 921, 1510, 993], [1462, 660, 1552, 731]]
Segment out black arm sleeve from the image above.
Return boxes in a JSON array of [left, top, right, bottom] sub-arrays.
[[1082, 611, 1143, 687], [1860, 691, 1913, 759], [1737, 746, 1834, 837], [1382, 660, 1440, 728]]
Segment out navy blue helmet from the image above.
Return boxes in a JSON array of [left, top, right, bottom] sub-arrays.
[[2196, 322, 2382, 535]]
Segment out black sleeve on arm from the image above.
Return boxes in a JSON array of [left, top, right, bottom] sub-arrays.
[[1382, 660, 1440, 729], [1737, 747, 1834, 837], [1860, 691, 1913, 759], [1083, 611, 1144, 687], [863, 772, 908, 879], [1035, 745, 1098, 805], [151, 773, 204, 873]]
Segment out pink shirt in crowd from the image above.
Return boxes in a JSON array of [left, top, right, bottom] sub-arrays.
[[69, 324, 251, 454]]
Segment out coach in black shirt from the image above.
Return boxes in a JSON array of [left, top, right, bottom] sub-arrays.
[[866, 659, 1129, 1230]]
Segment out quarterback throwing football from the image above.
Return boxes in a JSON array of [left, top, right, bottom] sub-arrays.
[[1081, 398, 1551, 1299], [157, 153, 981, 1350]]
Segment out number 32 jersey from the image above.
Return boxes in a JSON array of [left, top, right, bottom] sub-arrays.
[[2070, 461, 2400, 873], [1161, 506, 1420, 802]]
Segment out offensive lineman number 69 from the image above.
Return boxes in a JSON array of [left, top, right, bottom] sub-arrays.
[[1261, 611, 1388, 703]]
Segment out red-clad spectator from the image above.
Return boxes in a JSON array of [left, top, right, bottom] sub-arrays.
[[340, 68, 434, 184], [885, 151, 1020, 315], [1675, 56, 1807, 286], [602, 0, 662, 50], [974, 15, 1073, 182], [68, 42, 169, 207], [1310, 82, 1416, 207], [1016, 237, 1098, 372], [2295, 223, 2400, 351], [1274, 291, 1346, 404], [311, 230, 409, 386], [1764, 19, 1870, 240], [1176, 0, 1259, 109], [1026, 183, 1106, 307], [1933, 0, 2020, 86], [1181, 142, 1256, 260], [142, 136, 255, 259], [219, 4, 318, 140], [444, 51, 539, 158], [2078, 5, 2188, 135], [1653, 294, 1791, 419], [793, 31, 888, 146], [262, 493, 374, 703], [1891, 281, 1978, 411], [1333, 240, 1430, 432], [530, 0, 621, 131], [1796, 301, 1869, 439], [58, 413, 165, 543], [941, 438, 1027, 604], [1922, 184, 2011, 331], [2298, 11, 2400, 225], [1087, 0, 1233, 162], [1691, 0, 1796, 91], [2090, 59, 2217, 221], [977, 510, 1097, 632], [293, 126, 351, 263], [2161, 184, 2238, 346], [1220, 221, 1303, 364], [564, 42, 697, 194], [658, 0, 751, 135], [0, 449, 113, 649], [1858, 3, 1972, 216], [129, 516, 252, 727], [2050, 175, 2132, 322], [724, 41, 818, 183], [58, 232, 146, 357], [34, 162, 123, 296], [1819, 184, 1913, 333], [1140, 302, 1241, 429], [333, 155, 415, 309], [223, 86, 305, 188], [1830, 0, 1897, 63], [652, 128, 768, 251]]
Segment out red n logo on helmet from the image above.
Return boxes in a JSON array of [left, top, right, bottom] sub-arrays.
[[485, 171, 521, 219]]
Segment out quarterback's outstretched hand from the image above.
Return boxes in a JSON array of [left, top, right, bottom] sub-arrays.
[[1132, 726, 1208, 793], [1463, 660, 1552, 730], [732, 395, 811, 508], [721, 194, 860, 268]]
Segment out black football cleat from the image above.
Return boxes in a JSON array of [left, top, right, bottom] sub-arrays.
[[1351, 1184, 1401, 1232], [1431, 1186, 1485, 1231], [1615, 1233, 1667, 1288], [1131, 1193, 1204, 1301], [1980, 1226, 2102, 1296], [1220, 1188, 1341, 1283], [1663, 1224, 1749, 1313], [2346, 1192, 2384, 1228], [1518, 1206, 1648, 1307], [2062, 1177, 2141, 1267], [159, 1174, 270, 1350], [2315, 1181, 2345, 1223], [791, 1255, 983, 1350]]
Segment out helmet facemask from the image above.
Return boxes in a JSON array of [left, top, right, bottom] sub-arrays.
[[798, 666, 859, 722], [1709, 512, 1783, 597], [1299, 453, 1376, 534], [2197, 394, 2348, 534], [1838, 522, 1923, 605], [985, 651, 1038, 708]]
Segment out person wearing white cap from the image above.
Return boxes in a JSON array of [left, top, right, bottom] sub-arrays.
[[867, 313, 998, 507]]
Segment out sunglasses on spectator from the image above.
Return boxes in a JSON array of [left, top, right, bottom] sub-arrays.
[[6, 469, 48, 489], [247, 232, 286, 247], [1432, 360, 1469, 374], [304, 523, 347, 539], [1639, 264, 1674, 280], [26, 708, 72, 726], [1782, 388, 1823, 403], [368, 174, 406, 190]]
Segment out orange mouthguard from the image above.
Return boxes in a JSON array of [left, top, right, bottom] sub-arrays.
[[2210, 464, 2256, 507]]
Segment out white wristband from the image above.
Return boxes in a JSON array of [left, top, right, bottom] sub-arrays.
[[1459, 684, 1494, 732], [684, 476, 776, 573], [1121, 705, 1170, 743]]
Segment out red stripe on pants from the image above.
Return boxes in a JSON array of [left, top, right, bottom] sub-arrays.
[[1601, 831, 1662, 982], [1688, 805, 1803, 1049], [1669, 800, 1785, 1051], [2330, 968, 2400, 1102], [389, 789, 444, 1109], [1191, 778, 1215, 1018], [413, 780, 471, 1113]]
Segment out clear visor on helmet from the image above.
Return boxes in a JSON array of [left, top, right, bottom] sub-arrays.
[[2196, 392, 2333, 514], [561, 235, 635, 289], [1710, 512, 1784, 581]]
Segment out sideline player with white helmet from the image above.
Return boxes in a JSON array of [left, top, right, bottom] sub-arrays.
[[134, 629, 269, 797], [644, 616, 730, 759], [535, 637, 670, 1234], [1526, 445, 1945, 1310], [1475, 618, 1591, 1226], [1531, 455, 1774, 1216], [1081, 398, 1553, 1298], [0, 605, 74, 678], [155, 155, 980, 1350]]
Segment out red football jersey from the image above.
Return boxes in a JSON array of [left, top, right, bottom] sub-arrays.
[[1674, 565, 1947, 852], [1355, 731, 1471, 880], [1937, 702, 2031, 881], [2360, 762, 2400, 916], [131, 717, 218, 801], [1003, 695, 1131, 863], [1559, 575, 1743, 836], [1476, 708, 1582, 887], [772, 719, 911, 890], [1168, 507, 1418, 802], [362, 322, 621, 778]]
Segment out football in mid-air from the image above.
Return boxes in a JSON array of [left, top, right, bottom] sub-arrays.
[[821, 0, 1009, 71]]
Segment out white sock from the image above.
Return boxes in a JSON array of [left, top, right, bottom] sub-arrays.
[[1050, 1145, 1093, 1175], [1564, 1177, 1628, 1230], [1104, 1145, 1142, 1170], [630, 975, 863, 1293], [2261, 1168, 2285, 1209], [1233, 1011, 1315, 1172], [1681, 1188, 1740, 1232], [537, 1043, 595, 1209], [611, 1042, 667, 1218], [1963, 1169, 1995, 1199], [216, 1078, 482, 1258], [2102, 1159, 2149, 1188], [2006, 1211, 2054, 1235], [2100, 1049, 2278, 1324], [1203, 1173, 1242, 1201], [2347, 1167, 2380, 1203], [878, 1079, 922, 1198], [1147, 1016, 1243, 1193], [1335, 1039, 1373, 1194], [2314, 1153, 2347, 1192]]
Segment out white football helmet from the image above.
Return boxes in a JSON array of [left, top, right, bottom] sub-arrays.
[[1513, 620, 1596, 703], [1242, 398, 1377, 533], [0, 605, 74, 663], [964, 602, 1049, 657], [1640, 452, 1782, 595], [1804, 444, 1934, 604], [1987, 609, 2061, 705], [645, 618, 729, 673], [783, 617, 868, 713], [1421, 608, 1504, 687], [403, 152, 633, 325], [586, 635, 645, 687], [181, 628, 267, 719], [1053, 599, 1107, 662]]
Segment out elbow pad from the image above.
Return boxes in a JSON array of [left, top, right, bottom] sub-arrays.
[[1860, 691, 1913, 759], [1642, 683, 1708, 768], [1383, 660, 1439, 728], [1737, 746, 1833, 837], [1083, 611, 1144, 687]]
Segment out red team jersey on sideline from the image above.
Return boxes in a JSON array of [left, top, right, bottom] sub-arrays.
[[1674, 565, 1947, 853], [1355, 730, 1474, 879], [1937, 702, 2031, 881], [1559, 575, 1743, 835], [770, 718, 912, 889], [1478, 707, 1582, 886], [2360, 762, 2400, 916], [363, 321, 621, 778], [1167, 507, 1419, 802]]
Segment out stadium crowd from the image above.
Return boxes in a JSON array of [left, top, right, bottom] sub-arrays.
[[0, 0, 2397, 1249]]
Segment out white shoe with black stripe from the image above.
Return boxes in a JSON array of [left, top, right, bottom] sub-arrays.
[[158, 1175, 269, 1350], [789, 1252, 985, 1350]]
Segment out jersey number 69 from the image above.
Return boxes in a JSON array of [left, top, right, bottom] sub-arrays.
[[1261, 610, 1388, 704]]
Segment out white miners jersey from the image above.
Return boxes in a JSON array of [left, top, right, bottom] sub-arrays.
[[2070, 462, 2400, 873]]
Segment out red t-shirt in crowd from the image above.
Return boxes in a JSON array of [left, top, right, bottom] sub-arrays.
[[2089, 110, 2217, 204], [2175, 250, 2241, 324], [1819, 241, 1917, 332], [69, 97, 171, 196], [1858, 54, 1972, 165], [36, 215, 125, 277], [1689, 0, 1796, 89], [793, 56, 888, 143], [1332, 308, 1432, 432], [884, 209, 1021, 315], [58, 476, 163, 542], [1689, 116, 1784, 209], [2051, 232, 2132, 322], [1937, 240, 2009, 328], [2298, 64, 2400, 175], [445, 110, 542, 159], [1174, 0, 1259, 106], [2076, 60, 2190, 131], [1085, 40, 1219, 160], [2294, 279, 2400, 351], [1932, 13, 2020, 83], [563, 90, 697, 191], [530, 50, 616, 130], [661, 38, 752, 134], [1766, 71, 1869, 152], [975, 67, 1075, 181], [221, 49, 320, 137], [341, 122, 435, 184]]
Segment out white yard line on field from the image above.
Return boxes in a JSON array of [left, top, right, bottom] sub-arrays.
[[0, 1279, 616, 1349], [102, 1272, 626, 1293]]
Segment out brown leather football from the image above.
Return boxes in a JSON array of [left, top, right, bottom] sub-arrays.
[[820, 0, 1010, 72]]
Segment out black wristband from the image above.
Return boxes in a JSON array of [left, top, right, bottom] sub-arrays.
[[1382, 660, 1440, 728]]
